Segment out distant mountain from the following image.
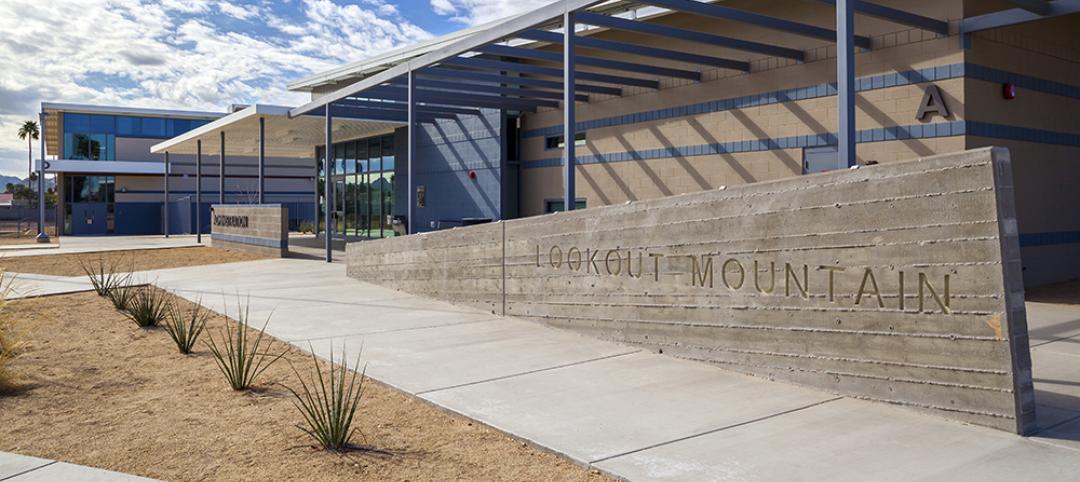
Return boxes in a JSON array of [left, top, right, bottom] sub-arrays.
[[0, 176, 56, 191]]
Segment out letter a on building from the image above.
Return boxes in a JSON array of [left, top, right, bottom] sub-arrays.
[[916, 84, 950, 121]]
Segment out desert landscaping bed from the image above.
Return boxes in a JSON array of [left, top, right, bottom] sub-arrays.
[[0, 246, 264, 277], [0, 291, 607, 481]]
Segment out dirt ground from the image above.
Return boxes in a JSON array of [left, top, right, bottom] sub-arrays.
[[0, 247, 264, 277], [1027, 279, 1080, 305], [0, 292, 608, 481]]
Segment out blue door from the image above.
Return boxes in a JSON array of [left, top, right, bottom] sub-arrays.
[[70, 203, 108, 235]]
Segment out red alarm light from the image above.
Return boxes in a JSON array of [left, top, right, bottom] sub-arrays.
[[1003, 82, 1016, 100], [468, 170, 477, 179]]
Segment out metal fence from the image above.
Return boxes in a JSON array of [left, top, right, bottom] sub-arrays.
[[0, 205, 60, 238]]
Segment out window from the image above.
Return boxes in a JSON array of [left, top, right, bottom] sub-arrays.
[[545, 199, 586, 213], [544, 132, 587, 150], [62, 113, 211, 143], [65, 175, 115, 203], [318, 133, 397, 239], [803, 146, 842, 174], [63, 133, 114, 160]]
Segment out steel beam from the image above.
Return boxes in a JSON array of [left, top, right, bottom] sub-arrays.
[[420, 67, 623, 95], [290, 0, 610, 117], [324, 105, 333, 262], [479, 44, 702, 80], [1005, 0, 1052, 15], [564, 11, 577, 212], [164, 151, 169, 237], [638, 0, 871, 48], [359, 84, 560, 109], [575, 12, 805, 61], [37, 111, 47, 242], [518, 29, 749, 71], [336, 97, 483, 116], [407, 70, 416, 235], [258, 116, 265, 204], [814, 0, 948, 34], [218, 131, 225, 205], [388, 76, 590, 101], [837, 0, 856, 168], [196, 139, 202, 243], [960, 0, 1080, 33], [443, 56, 660, 88]]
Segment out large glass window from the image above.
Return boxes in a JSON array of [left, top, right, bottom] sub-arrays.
[[62, 113, 213, 160], [317, 133, 396, 239]]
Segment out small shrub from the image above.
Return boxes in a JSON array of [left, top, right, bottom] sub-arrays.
[[107, 282, 137, 312], [205, 296, 286, 390], [287, 343, 366, 451], [123, 286, 172, 328], [79, 255, 131, 297], [164, 298, 209, 354]]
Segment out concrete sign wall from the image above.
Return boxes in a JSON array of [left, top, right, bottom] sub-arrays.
[[210, 204, 288, 257], [347, 148, 1035, 434]]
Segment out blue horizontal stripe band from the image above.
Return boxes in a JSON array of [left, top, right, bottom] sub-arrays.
[[524, 121, 964, 169], [211, 232, 287, 249], [523, 120, 1080, 169], [1019, 231, 1080, 248], [525, 63, 1080, 140]]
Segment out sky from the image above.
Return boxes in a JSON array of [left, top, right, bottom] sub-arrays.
[[0, 0, 538, 178]]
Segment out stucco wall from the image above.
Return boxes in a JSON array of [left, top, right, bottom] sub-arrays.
[[347, 148, 1034, 434]]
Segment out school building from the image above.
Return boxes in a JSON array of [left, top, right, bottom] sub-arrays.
[[37, 0, 1070, 288]]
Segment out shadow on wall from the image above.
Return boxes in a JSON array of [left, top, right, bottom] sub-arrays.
[[413, 111, 503, 231]]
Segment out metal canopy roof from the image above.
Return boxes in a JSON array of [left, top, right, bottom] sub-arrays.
[[149, 105, 400, 158], [289, 0, 953, 119]]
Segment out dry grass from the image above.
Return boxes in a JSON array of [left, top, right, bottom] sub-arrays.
[[0, 292, 610, 481], [0, 272, 20, 392], [0, 246, 264, 277]]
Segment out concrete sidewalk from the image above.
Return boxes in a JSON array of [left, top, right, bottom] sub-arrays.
[[0, 235, 200, 259], [133, 258, 1080, 481], [0, 452, 155, 481]]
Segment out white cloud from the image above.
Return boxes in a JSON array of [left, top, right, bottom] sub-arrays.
[[431, 0, 556, 26], [0, 0, 431, 176]]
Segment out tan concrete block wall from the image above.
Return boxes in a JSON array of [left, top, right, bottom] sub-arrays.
[[963, 13, 1080, 287], [348, 148, 1035, 434], [522, 137, 968, 216], [517, 1, 968, 217]]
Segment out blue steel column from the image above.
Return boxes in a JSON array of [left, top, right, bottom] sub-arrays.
[[258, 116, 265, 204], [219, 131, 226, 204], [36, 111, 48, 242], [407, 70, 416, 235], [164, 151, 170, 238], [837, 0, 856, 167], [563, 10, 577, 211], [324, 105, 333, 262], [196, 139, 202, 243]]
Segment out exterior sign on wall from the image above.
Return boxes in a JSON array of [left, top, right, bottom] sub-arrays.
[[346, 148, 1035, 435], [209, 204, 288, 257], [916, 84, 951, 120]]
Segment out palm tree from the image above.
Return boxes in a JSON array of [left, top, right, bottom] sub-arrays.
[[17, 120, 39, 192]]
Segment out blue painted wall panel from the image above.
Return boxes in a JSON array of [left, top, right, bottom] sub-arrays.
[[408, 109, 505, 232], [114, 202, 162, 235]]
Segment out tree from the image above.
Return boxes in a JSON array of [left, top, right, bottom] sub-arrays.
[[17, 120, 39, 192]]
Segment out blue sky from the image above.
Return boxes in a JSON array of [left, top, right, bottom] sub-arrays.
[[0, 0, 534, 177]]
